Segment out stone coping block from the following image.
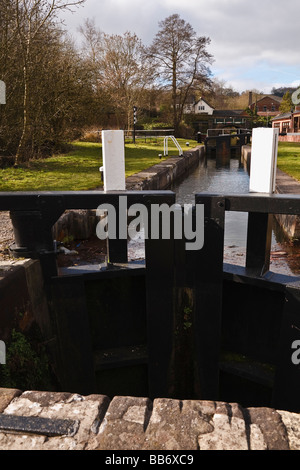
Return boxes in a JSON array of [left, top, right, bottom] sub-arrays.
[[0, 388, 300, 450], [126, 146, 204, 191]]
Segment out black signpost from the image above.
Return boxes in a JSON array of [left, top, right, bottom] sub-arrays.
[[133, 106, 137, 144]]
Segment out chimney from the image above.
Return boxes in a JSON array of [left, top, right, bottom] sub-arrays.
[[249, 91, 253, 107]]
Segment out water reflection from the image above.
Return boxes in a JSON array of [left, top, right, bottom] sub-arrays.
[[172, 156, 300, 276]]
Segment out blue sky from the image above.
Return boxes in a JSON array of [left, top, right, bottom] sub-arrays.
[[59, 0, 300, 93]]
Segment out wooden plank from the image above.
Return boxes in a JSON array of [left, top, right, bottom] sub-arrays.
[[193, 194, 225, 400], [93, 345, 148, 371], [144, 193, 176, 399], [246, 212, 273, 275], [50, 277, 96, 395], [272, 284, 300, 412]]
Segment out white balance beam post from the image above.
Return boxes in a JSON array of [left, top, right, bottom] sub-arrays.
[[249, 128, 279, 194], [101, 130, 127, 263], [101, 130, 126, 191], [0, 81, 6, 104], [247, 127, 279, 275]]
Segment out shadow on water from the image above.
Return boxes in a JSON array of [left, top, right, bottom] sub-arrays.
[[170, 153, 300, 276]]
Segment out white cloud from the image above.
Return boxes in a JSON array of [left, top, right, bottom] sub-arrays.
[[59, 0, 300, 92]]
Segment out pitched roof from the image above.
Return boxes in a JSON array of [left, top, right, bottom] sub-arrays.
[[195, 97, 215, 109], [212, 109, 244, 116], [254, 94, 282, 104], [271, 112, 293, 121]]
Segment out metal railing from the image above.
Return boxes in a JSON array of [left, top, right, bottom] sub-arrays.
[[207, 128, 252, 137], [163, 135, 183, 156], [124, 129, 175, 143]]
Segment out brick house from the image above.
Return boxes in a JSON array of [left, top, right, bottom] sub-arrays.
[[249, 92, 282, 117], [271, 106, 300, 141]]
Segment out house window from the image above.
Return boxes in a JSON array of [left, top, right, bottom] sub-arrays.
[[199, 105, 205, 111], [263, 106, 267, 112]]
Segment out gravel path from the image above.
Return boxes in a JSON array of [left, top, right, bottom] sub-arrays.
[[0, 212, 14, 260]]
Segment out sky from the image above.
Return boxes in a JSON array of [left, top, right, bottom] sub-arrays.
[[59, 0, 300, 94]]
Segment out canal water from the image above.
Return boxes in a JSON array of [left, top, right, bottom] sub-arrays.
[[172, 156, 300, 276], [128, 155, 300, 276]]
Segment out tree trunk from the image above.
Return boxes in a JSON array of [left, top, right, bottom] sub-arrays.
[[15, 35, 31, 166], [14, 70, 29, 165], [172, 60, 179, 136]]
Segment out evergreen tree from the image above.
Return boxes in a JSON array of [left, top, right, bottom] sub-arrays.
[[279, 92, 294, 114]]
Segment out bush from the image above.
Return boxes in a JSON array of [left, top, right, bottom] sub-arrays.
[[0, 328, 54, 391], [178, 122, 195, 139]]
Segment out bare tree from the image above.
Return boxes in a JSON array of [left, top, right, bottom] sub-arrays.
[[146, 14, 213, 135], [101, 31, 154, 128], [78, 17, 111, 125], [79, 23, 155, 129], [14, 0, 86, 165], [0, 0, 21, 156], [205, 78, 241, 109], [78, 18, 103, 66]]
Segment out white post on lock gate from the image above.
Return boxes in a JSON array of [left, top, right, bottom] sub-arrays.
[[101, 130, 126, 191], [249, 127, 279, 194], [0, 341, 6, 365], [0, 81, 6, 104]]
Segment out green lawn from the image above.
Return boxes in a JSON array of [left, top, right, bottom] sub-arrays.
[[277, 142, 300, 182], [0, 139, 198, 192], [1, 139, 299, 192]]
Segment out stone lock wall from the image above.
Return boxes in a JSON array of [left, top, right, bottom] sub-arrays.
[[1, 388, 300, 450]]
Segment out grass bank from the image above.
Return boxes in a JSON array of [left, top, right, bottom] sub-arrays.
[[0, 139, 198, 192], [277, 142, 300, 182]]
